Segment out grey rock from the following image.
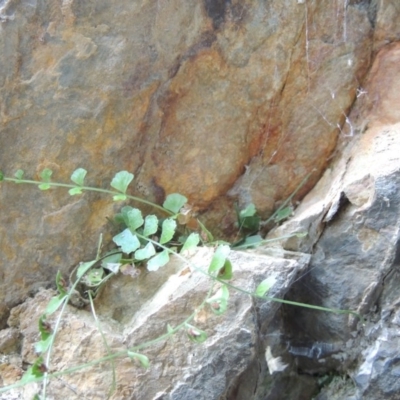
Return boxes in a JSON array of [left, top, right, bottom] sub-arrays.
[[264, 41, 400, 400], [0, 248, 309, 399]]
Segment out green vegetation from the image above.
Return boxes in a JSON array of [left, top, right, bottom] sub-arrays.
[[0, 168, 361, 399]]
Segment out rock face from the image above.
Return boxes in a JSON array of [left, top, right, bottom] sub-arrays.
[[1, 1, 400, 399], [0, 0, 378, 317], [265, 41, 400, 400], [0, 248, 309, 399]]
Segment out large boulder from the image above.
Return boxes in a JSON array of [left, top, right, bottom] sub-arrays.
[[0, 0, 377, 317], [266, 41, 400, 400], [0, 248, 309, 399], [1, 1, 400, 399]]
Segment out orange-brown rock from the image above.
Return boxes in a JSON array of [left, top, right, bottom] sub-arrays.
[[0, 0, 398, 318]]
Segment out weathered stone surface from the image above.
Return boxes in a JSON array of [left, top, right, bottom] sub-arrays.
[[1, 1, 400, 399], [0, 0, 385, 318], [0, 248, 308, 399], [264, 42, 400, 399], [373, 0, 400, 51]]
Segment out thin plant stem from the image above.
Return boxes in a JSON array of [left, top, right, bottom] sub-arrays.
[[0, 281, 217, 394], [42, 296, 69, 398], [2, 177, 172, 215], [135, 234, 362, 320], [42, 258, 99, 397], [88, 291, 116, 398]]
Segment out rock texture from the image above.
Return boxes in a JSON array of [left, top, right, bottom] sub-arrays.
[[264, 41, 400, 400], [1, 1, 400, 399], [0, 248, 309, 399], [0, 0, 380, 317]]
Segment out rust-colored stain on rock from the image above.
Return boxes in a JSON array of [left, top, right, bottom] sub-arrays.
[[151, 48, 254, 206], [1, 0, 397, 314]]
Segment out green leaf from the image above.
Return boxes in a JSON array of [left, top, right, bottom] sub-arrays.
[[113, 194, 127, 201], [76, 259, 98, 279], [84, 268, 104, 286], [34, 335, 52, 354], [70, 168, 87, 186], [239, 203, 257, 218], [160, 218, 176, 244], [14, 169, 24, 180], [180, 233, 200, 253], [147, 250, 169, 271], [237, 203, 260, 231], [39, 168, 52, 188], [112, 213, 125, 227], [208, 245, 230, 275], [0, 171, 3, 181], [220, 285, 229, 299], [101, 252, 122, 269], [126, 208, 144, 231], [208, 298, 228, 315], [135, 242, 156, 261], [20, 357, 46, 384], [38, 316, 52, 340], [55, 271, 67, 297], [39, 168, 52, 190], [143, 215, 158, 237], [206, 285, 229, 315], [38, 183, 51, 190], [45, 273, 68, 314], [127, 351, 150, 368], [45, 295, 66, 315], [167, 324, 174, 334], [113, 229, 141, 254], [233, 234, 263, 249], [185, 324, 207, 343], [110, 171, 134, 194], [68, 187, 83, 196], [241, 215, 261, 231], [255, 276, 277, 297], [163, 193, 187, 213], [218, 259, 233, 280], [273, 206, 293, 223], [120, 206, 133, 224], [40, 168, 52, 182]]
